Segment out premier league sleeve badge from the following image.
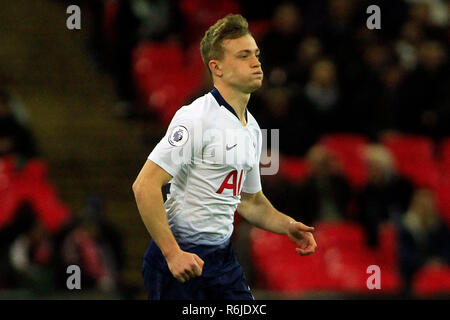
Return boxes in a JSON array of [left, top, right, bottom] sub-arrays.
[[168, 125, 189, 147]]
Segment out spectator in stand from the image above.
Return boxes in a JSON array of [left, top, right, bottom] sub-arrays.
[[0, 203, 37, 289], [107, 0, 186, 117], [319, 0, 359, 66], [55, 195, 124, 293], [253, 87, 308, 156], [287, 36, 324, 89], [7, 216, 56, 294], [397, 40, 450, 139], [357, 144, 413, 248], [260, 2, 304, 84], [406, 1, 447, 39], [398, 188, 450, 295], [80, 195, 125, 279], [109, 0, 140, 117], [0, 178, 71, 292], [293, 59, 344, 150], [366, 63, 408, 140], [395, 21, 424, 71], [137, 0, 185, 43], [406, 0, 449, 28], [347, 42, 395, 135], [295, 145, 352, 225]]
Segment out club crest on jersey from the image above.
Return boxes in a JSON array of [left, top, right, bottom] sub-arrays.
[[168, 125, 189, 147]]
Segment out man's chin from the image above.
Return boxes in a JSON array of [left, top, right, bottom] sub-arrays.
[[247, 80, 263, 93], [233, 80, 263, 94]]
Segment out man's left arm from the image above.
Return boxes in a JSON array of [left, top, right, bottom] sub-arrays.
[[237, 191, 317, 256]]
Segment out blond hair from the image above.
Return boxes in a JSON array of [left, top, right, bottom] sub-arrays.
[[200, 14, 251, 75]]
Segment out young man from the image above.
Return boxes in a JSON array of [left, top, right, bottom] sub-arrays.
[[133, 14, 317, 300]]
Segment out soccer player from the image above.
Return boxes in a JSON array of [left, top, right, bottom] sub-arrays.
[[133, 14, 317, 300]]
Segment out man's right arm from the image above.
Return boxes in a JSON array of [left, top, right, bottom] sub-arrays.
[[132, 159, 204, 282]]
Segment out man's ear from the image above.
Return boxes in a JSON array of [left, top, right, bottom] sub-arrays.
[[209, 60, 223, 78]]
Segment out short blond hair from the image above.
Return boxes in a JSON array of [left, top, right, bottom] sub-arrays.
[[200, 14, 251, 75]]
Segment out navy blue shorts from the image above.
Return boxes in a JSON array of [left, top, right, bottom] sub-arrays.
[[142, 240, 254, 300]]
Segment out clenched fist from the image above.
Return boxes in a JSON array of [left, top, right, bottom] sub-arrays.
[[165, 249, 205, 283]]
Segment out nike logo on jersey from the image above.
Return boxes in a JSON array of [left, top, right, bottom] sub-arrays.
[[226, 143, 237, 151]]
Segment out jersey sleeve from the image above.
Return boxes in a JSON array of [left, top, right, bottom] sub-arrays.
[[241, 128, 262, 194], [148, 107, 204, 178]]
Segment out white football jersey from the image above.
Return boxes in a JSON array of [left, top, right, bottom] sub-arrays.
[[148, 88, 262, 246]]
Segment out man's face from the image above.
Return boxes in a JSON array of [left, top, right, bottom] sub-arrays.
[[217, 34, 263, 93]]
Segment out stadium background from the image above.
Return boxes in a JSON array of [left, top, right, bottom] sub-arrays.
[[0, 0, 449, 299]]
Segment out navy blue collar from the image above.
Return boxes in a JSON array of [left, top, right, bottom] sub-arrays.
[[210, 87, 248, 123]]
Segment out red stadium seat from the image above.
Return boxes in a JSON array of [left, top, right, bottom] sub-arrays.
[[318, 222, 400, 294], [382, 134, 438, 188], [150, 68, 203, 125], [133, 43, 184, 73], [375, 223, 399, 271], [279, 156, 310, 183], [0, 158, 71, 233], [433, 182, 450, 226], [413, 266, 450, 298], [132, 42, 204, 124], [319, 134, 369, 188], [26, 181, 70, 233], [249, 227, 336, 293], [0, 157, 24, 228], [179, 0, 241, 42], [249, 222, 401, 295], [438, 137, 450, 182], [0, 156, 16, 191], [439, 137, 450, 162], [132, 42, 185, 98], [17, 160, 71, 233]]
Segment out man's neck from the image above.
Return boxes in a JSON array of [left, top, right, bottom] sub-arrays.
[[214, 83, 250, 125]]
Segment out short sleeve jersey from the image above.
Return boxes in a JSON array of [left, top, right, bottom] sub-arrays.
[[148, 88, 262, 246]]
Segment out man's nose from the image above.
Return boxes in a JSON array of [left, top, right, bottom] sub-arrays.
[[252, 56, 261, 68]]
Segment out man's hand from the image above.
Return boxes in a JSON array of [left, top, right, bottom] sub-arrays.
[[287, 221, 317, 256], [165, 249, 205, 283]]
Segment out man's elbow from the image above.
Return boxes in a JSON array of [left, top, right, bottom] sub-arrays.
[[132, 179, 139, 193], [132, 179, 141, 199], [132, 178, 148, 200], [237, 198, 253, 218], [133, 176, 162, 200]]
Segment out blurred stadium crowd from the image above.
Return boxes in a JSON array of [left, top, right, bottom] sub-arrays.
[[0, 89, 126, 296], [1, 0, 449, 299]]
